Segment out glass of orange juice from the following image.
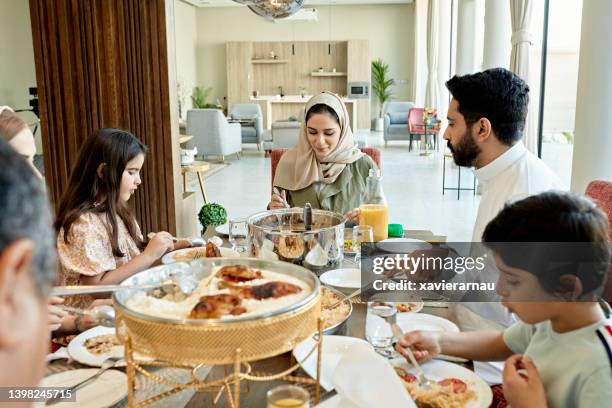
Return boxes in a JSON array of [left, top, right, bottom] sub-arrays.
[[267, 385, 310, 408], [358, 204, 389, 241]]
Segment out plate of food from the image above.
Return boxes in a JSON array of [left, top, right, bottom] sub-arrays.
[[34, 369, 127, 408], [391, 359, 493, 408], [67, 326, 152, 367], [395, 302, 424, 314], [343, 238, 356, 255], [320, 286, 353, 334], [161, 242, 240, 264], [319, 268, 360, 292], [294, 335, 371, 392]]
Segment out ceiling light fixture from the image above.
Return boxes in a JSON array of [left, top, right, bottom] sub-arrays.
[[232, 0, 304, 21]]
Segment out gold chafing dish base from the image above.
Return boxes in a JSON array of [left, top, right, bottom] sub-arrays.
[[118, 318, 325, 408]]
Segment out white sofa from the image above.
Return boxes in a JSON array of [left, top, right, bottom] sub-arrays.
[[186, 109, 242, 160]]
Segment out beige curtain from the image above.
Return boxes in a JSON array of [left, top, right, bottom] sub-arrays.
[[425, 0, 440, 110], [510, 0, 537, 154]]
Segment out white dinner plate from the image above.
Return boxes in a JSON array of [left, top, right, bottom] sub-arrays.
[[320, 268, 361, 291], [161, 246, 239, 264], [34, 369, 127, 408], [293, 335, 372, 392], [67, 326, 152, 367], [377, 238, 433, 253], [396, 312, 459, 333], [391, 359, 493, 408], [215, 223, 230, 236]]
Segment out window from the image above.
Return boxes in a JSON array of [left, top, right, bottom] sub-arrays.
[[532, 0, 583, 185]]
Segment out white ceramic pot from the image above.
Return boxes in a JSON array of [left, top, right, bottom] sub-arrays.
[[374, 117, 384, 132], [180, 147, 197, 165]]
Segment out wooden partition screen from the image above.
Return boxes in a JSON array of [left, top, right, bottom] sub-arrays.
[[29, 0, 179, 234]]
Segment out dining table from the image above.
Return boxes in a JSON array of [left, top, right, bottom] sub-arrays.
[[46, 229, 471, 408]]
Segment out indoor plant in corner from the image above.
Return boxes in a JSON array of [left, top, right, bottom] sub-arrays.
[[192, 86, 223, 110], [372, 59, 394, 132], [198, 202, 227, 236]]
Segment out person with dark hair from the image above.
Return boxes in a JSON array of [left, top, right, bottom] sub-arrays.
[[444, 68, 564, 242], [397, 192, 612, 408], [55, 129, 186, 307], [443, 69, 566, 352], [268, 92, 378, 222], [0, 137, 56, 387]]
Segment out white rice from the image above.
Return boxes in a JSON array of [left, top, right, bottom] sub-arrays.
[[126, 267, 312, 320]]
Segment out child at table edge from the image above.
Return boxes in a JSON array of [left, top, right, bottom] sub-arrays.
[[397, 191, 612, 408]]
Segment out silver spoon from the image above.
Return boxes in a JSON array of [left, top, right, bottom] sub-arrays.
[[147, 232, 205, 247], [51, 275, 198, 297], [58, 305, 116, 327], [371, 302, 436, 389]]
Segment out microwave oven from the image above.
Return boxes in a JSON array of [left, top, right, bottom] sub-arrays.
[[347, 82, 370, 99]]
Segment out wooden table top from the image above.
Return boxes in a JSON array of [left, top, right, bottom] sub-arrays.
[[179, 135, 193, 144], [180, 160, 210, 173]]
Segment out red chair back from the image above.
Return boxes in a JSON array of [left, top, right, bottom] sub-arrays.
[[408, 107, 438, 135], [270, 147, 381, 189], [585, 180, 612, 302]]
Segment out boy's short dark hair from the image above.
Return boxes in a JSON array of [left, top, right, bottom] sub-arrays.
[[446, 68, 529, 145], [482, 191, 610, 298]]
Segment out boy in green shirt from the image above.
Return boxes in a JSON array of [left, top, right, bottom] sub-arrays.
[[397, 191, 612, 407]]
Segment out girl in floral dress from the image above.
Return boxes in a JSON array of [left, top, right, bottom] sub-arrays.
[[55, 128, 187, 307]]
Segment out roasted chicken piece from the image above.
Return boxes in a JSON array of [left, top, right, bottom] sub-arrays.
[[189, 294, 247, 319], [218, 280, 302, 300], [216, 265, 262, 282], [205, 241, 222, 258]]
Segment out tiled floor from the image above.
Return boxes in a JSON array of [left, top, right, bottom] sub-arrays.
[[189, 131, 481, 241]]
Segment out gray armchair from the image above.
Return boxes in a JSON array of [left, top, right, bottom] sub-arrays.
[[186, 109, 242, 160], [383, 101, 415, 146], [229, 103, 264, 149]]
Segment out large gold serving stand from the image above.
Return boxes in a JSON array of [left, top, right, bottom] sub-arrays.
[[114, 259, 325, 408]]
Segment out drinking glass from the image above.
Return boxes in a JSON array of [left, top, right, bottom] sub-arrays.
[[352, 225, 374, 266], [267, 385, 310, 408], [365, 301, 395, 350], [229, 218, 249, 255]]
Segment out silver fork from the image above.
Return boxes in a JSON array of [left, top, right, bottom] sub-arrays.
[[372, 303, 436, 389], [45, 357, 122, 405]]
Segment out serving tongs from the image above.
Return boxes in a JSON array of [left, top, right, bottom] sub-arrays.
[[50, 275, 198, 297], [304, 203, 313, 231]]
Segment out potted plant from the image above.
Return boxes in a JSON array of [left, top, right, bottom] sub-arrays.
[[192, 86, 221, 109], [198, 202, 227, 235], [372, 59, 394, 132]]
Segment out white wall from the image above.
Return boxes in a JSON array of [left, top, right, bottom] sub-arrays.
[[193, 4, 415, 119], [0, 0, 40, 151], [174, 0, 198, 119]]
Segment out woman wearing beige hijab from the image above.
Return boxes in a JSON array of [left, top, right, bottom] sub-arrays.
[[268, 92, 378, 222]]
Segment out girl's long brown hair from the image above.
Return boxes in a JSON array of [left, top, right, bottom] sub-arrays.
[[54, 128, 148, 257]]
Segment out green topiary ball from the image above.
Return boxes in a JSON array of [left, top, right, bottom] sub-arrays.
[[198, 202, 227, 231]]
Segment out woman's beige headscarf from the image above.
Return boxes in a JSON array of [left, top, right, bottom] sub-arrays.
[[274, 92, 364, 190]]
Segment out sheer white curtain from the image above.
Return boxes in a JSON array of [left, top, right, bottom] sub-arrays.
[[425, 0, 440, 110], [510, 0, 538, 154]]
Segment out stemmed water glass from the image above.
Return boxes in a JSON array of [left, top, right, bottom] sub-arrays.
[[229, 217, 249, 255]]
